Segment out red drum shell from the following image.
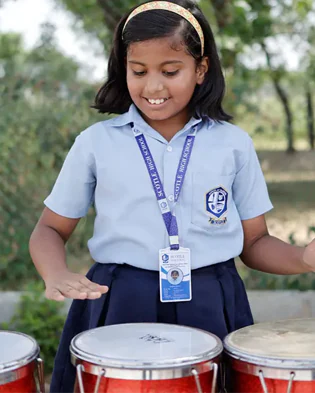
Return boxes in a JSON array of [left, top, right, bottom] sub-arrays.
[[224, 319, 315, 393], [0, 362, 37, 393], [74, 363, 218, 393], [230, 369, 315, 393]]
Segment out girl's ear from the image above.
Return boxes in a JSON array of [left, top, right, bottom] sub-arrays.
[[196, 57, 209, 85]]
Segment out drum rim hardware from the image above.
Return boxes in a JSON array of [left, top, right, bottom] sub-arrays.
[[71, 355, 220, 380], [228, 357, 315, 381], [258, 370, 296, 393], [75, 361, 219, 393], [224, 344, 315, 369]]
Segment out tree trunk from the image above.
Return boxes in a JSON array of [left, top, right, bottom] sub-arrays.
[[306, 86, 314, 150], [262, 43, 295, 153], [273, 78, 294, 153], [210, 0, 233, 29], [96, 0, 122, 31]]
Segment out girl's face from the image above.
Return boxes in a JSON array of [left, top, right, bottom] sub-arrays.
[[126, 36, 208, 130]]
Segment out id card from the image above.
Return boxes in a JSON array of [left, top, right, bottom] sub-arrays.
[[159, 247, 192, 303]]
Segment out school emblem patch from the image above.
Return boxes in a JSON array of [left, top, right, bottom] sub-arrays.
[[206, 186, 228, 225]]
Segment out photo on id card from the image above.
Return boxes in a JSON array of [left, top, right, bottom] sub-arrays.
[[159, 247, 192, 302]]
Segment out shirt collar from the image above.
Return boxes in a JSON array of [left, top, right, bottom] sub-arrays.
[[110, 104, 207, 142]]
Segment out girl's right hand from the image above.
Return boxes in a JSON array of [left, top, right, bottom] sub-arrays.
[[44, 271, 109, 301]]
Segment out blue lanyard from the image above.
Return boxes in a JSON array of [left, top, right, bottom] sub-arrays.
[[133, 124, 198, 250]]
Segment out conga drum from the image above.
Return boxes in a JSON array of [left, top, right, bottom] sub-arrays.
[[224, 318, 315, 393], [70, 323, 222, 393], [0, 330, 45, 393]]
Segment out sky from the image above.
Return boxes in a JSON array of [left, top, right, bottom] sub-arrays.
[[0, 0, 107, 81], [0, 0, 306, 82]]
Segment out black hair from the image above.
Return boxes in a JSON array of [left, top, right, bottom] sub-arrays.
[[93, 0, 232, 121]]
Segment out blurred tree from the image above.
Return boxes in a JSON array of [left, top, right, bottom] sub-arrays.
[[301, 24, 315, 150], [56, 0, 143, 49], [209, 0, 314, 152], [0, 33, 25, 83], [0, 24, 102, 288], [207, 0, 299, 152], [6, 0, 315, 151], [56, 0, 305, 152], [269, 0, 315, 151]]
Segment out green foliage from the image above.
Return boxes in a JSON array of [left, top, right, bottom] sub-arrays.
[[56, 0, 143, 50], [293, 0, 313, 18], [0, 33, 24, 59], [1, 282, 66, 374], [0, 27, 106, 288], [241, 268, 315, 291]]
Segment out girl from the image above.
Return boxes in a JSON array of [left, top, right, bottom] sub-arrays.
[[29, 1, 315, 392]]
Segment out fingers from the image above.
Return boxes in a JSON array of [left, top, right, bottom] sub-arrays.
[[45, 274, 109, 301], [70, 278, 108, 299], [45, 288, 65, 302], [79, 276, 109, 294], [64, 283, 101, 300]]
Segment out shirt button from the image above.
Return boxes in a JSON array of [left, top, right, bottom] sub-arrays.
[[168, 195, 174, 202], [166, 146, 173, 152]]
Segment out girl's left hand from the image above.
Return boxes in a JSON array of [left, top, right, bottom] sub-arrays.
[[302, 238, 315, 271]]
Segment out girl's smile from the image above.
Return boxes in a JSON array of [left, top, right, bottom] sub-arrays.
[[126, 36, 208, 139], [145, 97, 170, 104], [143, 97, 170, 107]]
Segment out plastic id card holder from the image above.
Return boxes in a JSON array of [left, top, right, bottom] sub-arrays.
[[159, 247, 192, 303]]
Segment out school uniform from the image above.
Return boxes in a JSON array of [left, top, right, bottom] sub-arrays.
[[46, 104, 273, 393]]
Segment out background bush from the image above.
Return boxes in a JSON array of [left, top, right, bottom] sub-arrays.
[[1, 281, 66, 374]]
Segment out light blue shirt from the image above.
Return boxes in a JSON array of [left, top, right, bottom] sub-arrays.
[[44, 104, 273, 270]]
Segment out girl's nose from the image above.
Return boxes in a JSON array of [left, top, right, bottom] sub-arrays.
[[145, 78, 164, 94]]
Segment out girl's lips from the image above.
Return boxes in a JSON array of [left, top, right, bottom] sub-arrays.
[[143, 97, 170, 107]]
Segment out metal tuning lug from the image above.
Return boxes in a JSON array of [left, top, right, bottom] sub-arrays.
[[93, 369, 106, 393], [76, 364, 85, 393], [36, 358, 45, 393], [287, 372, 295, 393], [258, 370, 269, 393], [192, 368, 203, 393]]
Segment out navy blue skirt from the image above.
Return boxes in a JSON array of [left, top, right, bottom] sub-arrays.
[[50, 259, 253, 393]]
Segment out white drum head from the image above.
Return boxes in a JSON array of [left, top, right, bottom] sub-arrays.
[[0, 331, 39, 372], [71, 323, 222, 369], [224, 319, 315, 368]]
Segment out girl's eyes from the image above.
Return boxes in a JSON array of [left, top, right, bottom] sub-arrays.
[[132, 70, 179, 77], [133, 71, 146, 76], [163, 70, 179, 77]]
